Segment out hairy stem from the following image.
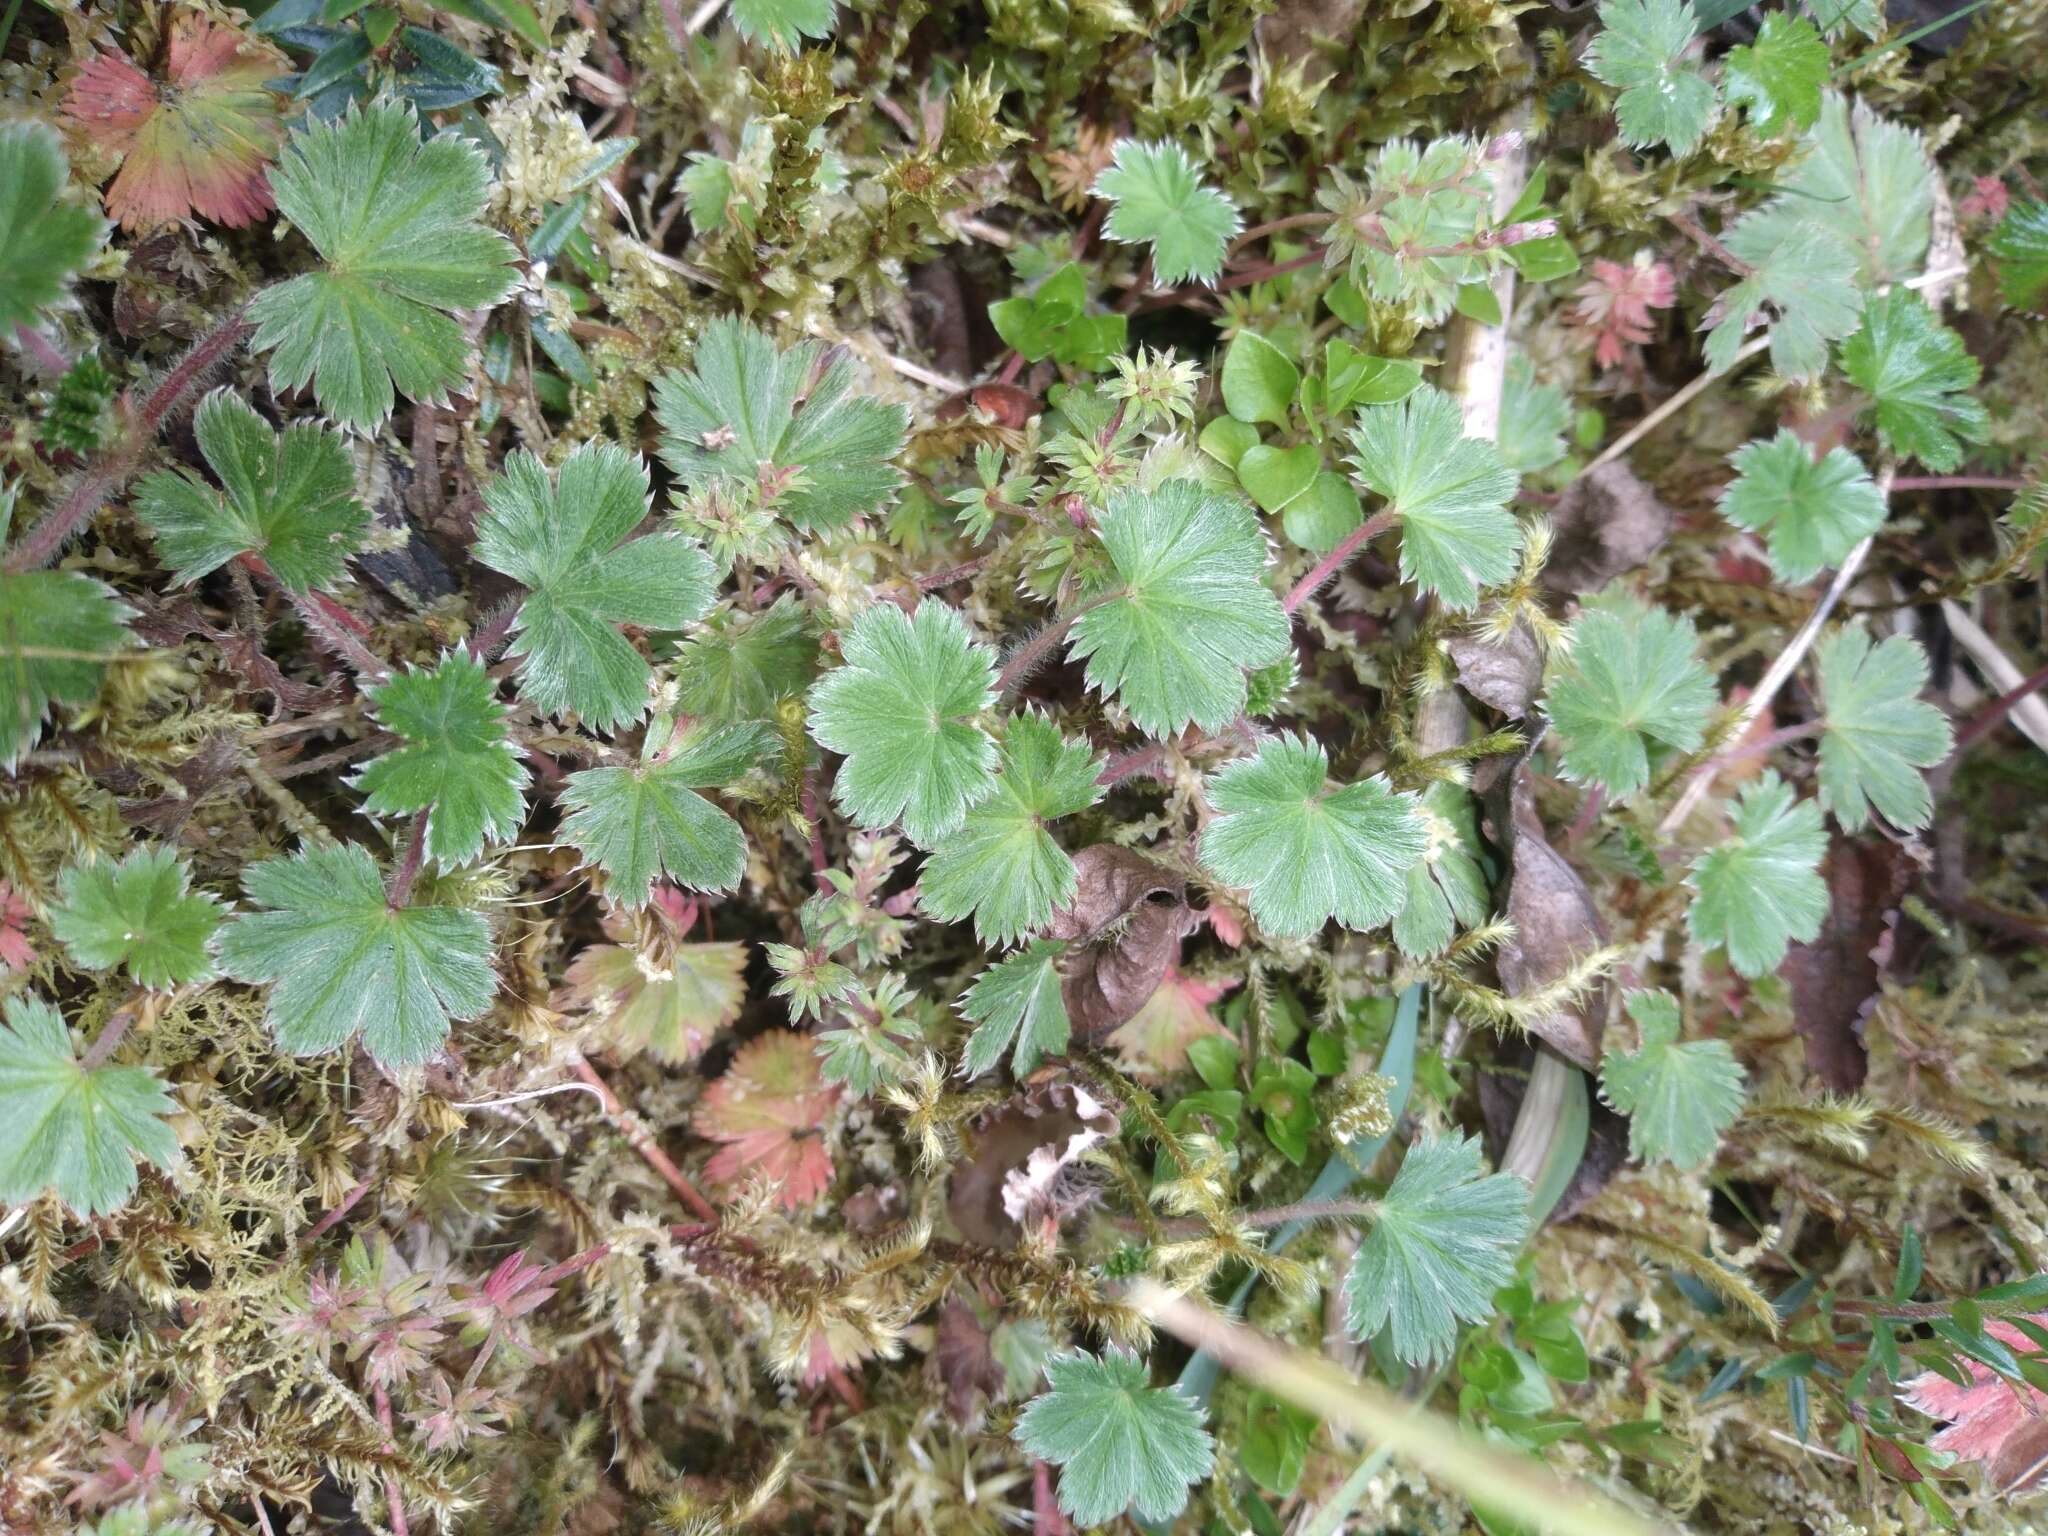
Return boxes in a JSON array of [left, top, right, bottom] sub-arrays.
[[1281, 510, 1399, 614], [568, 1052, 720, 1221], [386, 812, 430, 908]]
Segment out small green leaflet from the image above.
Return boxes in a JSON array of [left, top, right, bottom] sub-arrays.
[[652, 316, 909, 533], [558, 723, 766, 908], [728, 0, 835, 50], [1346, 385, 1522, 610], [1220, 330, 1300, 429], [1013, 1347, 1216, 1527], [920, 715, 1103, 946], [135, 390, 369, 593], [1066, 479, 1290, 738], [1585, 0, 1718, 156], [1343, 1133, 1530, 1369], [247, 101, 519, 432], [674, 595, 819, 727], [0, 569, 136, 770], [1391, 782, 1490, 960], [1813, 625, 1952, 833], [352, 652, 528, 868], [808, 600, 999, 847], [0, 121, 107, 331], [1686, 771, 1827, 979], [1091, 140, 1241, 288], [1707, 223, 1861, 381], [959, 940, 1071, 1078], [1719, 431, 1887, 583], [474, 441, 716, 732], [1990, 200, 2048, 312], [1839, 291, 1989, 473], [0, 993, 179, 1218], [1599, 990, 1746, 1169], [49, 847, 222, 990], [1722, 13, 1827, 135], [1722, 91, 1933, 292], [217, 842, 497, 1066], [1543, 596, 1716, 800], [1198, 734, 1428, 939], [1496, 356, 1570, 477]]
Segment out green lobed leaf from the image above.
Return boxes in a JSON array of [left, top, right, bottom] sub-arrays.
[[807, 600, 999, 847], [1198, 733, 1428, 939], [1092, 140, 1241, 288], [1813, 625, 1953, 833], [216, 841, 497, 1066], [135, 390, 369, 593], [49, 847, 222, 990], [652, 316, 910, 533], [1722, 13, 1827, 135], [1343, 1133, 1531, 1368], [1066, 479, 1291, 738], [920, 714, 1103, 946], [0, 121, 108, 332], [247, 100, 520, 432], [1585, 0, 1718, 156], [0, 569, 137, 770], [474, 441, 716, 732], [1391, 782, 1490, 960], [1839, 291, 1989, 474], [1013, 1347, 1217, 1526], [1706, 223, 1862, 381], [1990, 199, 2048, 313], [673, 594, 819, 727], [1598, 990, 1747, 1168], [728, 0, 836, 50], [352, 652, 529, 867], [559, 724, 767, 907], [1544, 595, 1716, 801], [1686, 771, 1827, 978], [959, 940, 1071, 1078], [1719, 430, 1888, 583], [1346, 384, 1522, 609], [0, 993, 180, 1218]]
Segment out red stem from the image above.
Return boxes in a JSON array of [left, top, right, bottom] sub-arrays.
[[1952, 655, 2048, 754], [374, 1386, 410, 1536], [1281, 510, 1398, 614], [299, 1177, 374, 1250], [13, 324, 69, 376], [387, 811, 430, 908], [568, 1054, 720, 1221], [79, 1006, 135, 1071], [4, 308, 249, 575], [1891, 476, 2027, 493]]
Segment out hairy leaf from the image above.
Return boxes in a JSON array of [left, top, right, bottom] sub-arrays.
[[729, 0, 836, 50], [559, 724, 765, 907], [1687, 772, 1828, 978], [1346, 385, 1522, 609], [1543, 597, 1716, 800], [1813, 626, 1952, 833], [697, 1030, 839, 1208], [0, 122, 107, 331], [1719, 430, 1887, 582], [0, 570, 136, 770], [562, 937, 747, 1065], [1198, 734, 1428, 939], [50, 847, 222, 990], [353, 652, 528, 867], [247, 101, 520, 432], [809, 600, 998, 846], [673, 595, 818, 727], [135, 390, 369, 592], [1990, 199, 2048, 313], [921, 715, 1103, 946], [1013, 1347, 1216, 1526], [62, 12, 287, 230], [217, 842, 497, 1066], [1092, 140, 1241, 287], [1344, 1133, 1530, 1367], [0, 993, 179, 1218], [1839, 291, 1989, 473], [959, 941, 1071, 1078], [475, 442, 716, 732], [1585, 0, 1718, 156], [1392, 782, 1491, 960], [1599, 990, 1746, 1168], [1707, 223, 1862, 381], [1066, 479, 1290, 738], [653, 317, 909, 532]]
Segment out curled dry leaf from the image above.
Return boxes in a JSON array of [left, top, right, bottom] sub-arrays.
[[934, 1300, 1005, 1425], [1780, 837, 1917, 1091], [555, 899, 746, 1065], [695, 1031, 840, 1210], [1486, 764, 1608, 1069], [1541, 461, 1672, 596], [1446, 617, 1544, 720], [1048, 845, 1195, 1038], [63, 12, 289, 231], [946, 1080, 1115, 1249]]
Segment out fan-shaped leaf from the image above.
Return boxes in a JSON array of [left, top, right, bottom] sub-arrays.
[[1813, 626, 1952, 832], [560, 724, 766, 907], [353, 652, 528, 867], [1719, 431, 1887, 583], [0, 122, 107, 331], [1687, 772, 1827, 978], [1092, 141, 1241, 287], [49, 847, 221, 990], [1599, 990, 1747, 1168], [1543, 596, 1716, 800], [1585, 0, 1718, 156], [959, 941, 1071, 1078], [1723, 13, 1827, 135], [1014, 1347, 1216, 1527], [0, 570, 136, 770], [1839, 291, 1988, 473]]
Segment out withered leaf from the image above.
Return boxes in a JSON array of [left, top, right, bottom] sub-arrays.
[[1048, 845, 1194, 1038], [1782, 836, 1916, 1092], [1542, 461, 1671, 596], [934, 1301, 1005, 1425], [1446, 617, 1544, 719], [1489, 763, 1606, 1068]]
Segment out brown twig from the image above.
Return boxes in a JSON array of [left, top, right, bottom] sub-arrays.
[[1952, 656, 2048, 755], [567, 1053, 720, 1221]]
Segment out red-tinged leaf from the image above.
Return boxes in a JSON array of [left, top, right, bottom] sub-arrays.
[[0, 884, 34, 972], [1105, 963, 1234, 1074], [1901, 1314, 2048, 1467], [64, 13, 289, 231], [695, 1031, 839, 1210], [1570, 253, 1677, 369]]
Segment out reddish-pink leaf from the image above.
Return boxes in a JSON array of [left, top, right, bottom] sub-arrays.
[[696, 1031, 839, 1210], [0, 884, 34, 972], [63, 12, 289, 231], [1570, 254, 1677, 370], [1901, 1315, 2048, 1466], [1106, 963, 1234, 1073]]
